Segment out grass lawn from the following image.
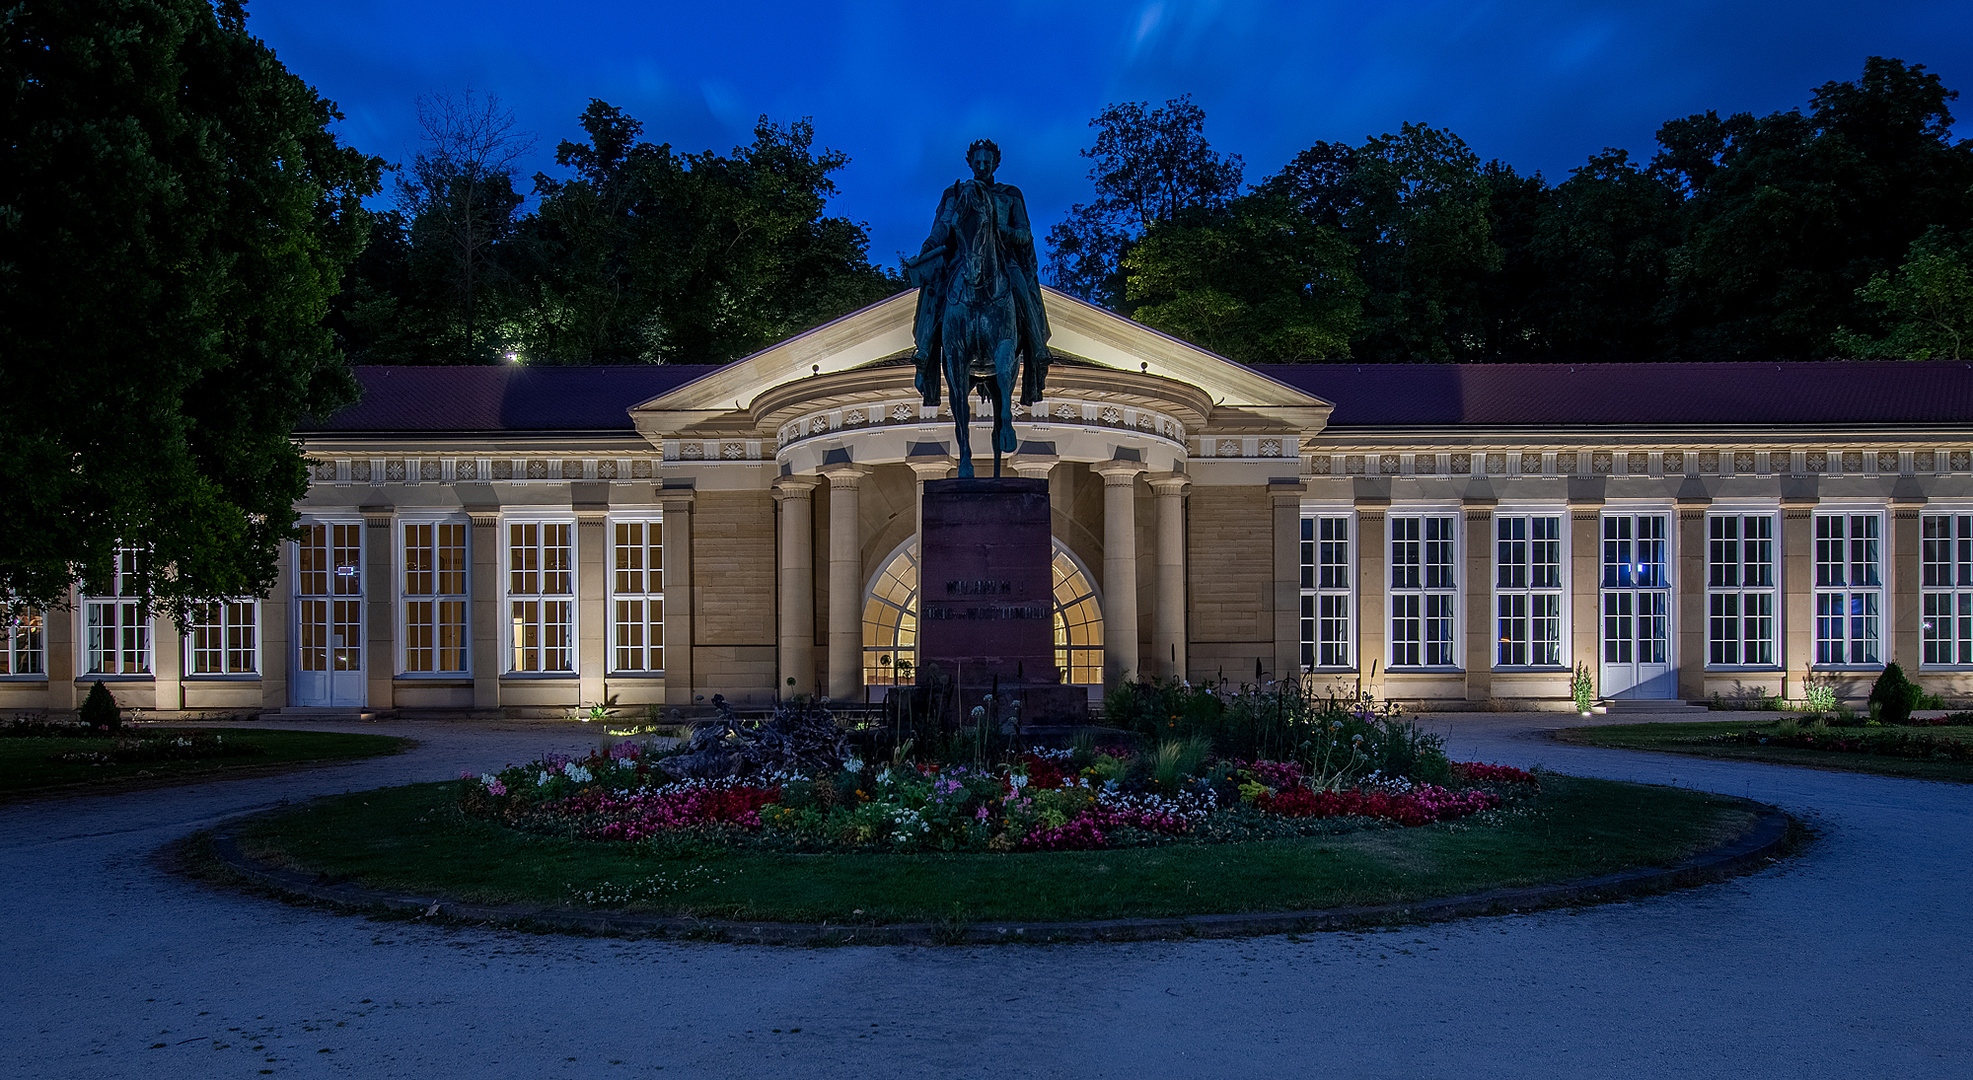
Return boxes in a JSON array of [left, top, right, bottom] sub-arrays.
[[231, 774, 1759, 924], [0, 728, 411, 797], [1555, 720, 1973, 783]]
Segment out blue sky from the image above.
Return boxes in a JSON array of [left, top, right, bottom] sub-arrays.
[[252, 0, 1973, 265]]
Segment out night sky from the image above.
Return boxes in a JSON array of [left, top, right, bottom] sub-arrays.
[[253, 0, 1973, 265]]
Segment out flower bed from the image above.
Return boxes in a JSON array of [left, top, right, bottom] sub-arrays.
[[460, 740, 1538, 854]]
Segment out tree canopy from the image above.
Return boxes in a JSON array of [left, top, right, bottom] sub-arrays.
[[1049, 57, 1973, 364], [0, 0, 381, 615], [334, 102, 897, 366]]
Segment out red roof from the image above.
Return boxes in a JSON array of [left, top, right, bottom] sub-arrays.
[[305, 359, 1973, 434], [303, 365, 723, 432], [1256, 361, 1973, 428]]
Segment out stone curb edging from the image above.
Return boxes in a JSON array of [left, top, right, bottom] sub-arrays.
[[200, 804, 1795, 946]]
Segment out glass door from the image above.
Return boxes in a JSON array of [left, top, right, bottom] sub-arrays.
[[1601, 513, 1674, 698], [294, 523, 364, 707]]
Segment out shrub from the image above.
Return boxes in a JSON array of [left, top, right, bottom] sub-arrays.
[[79, 680, 120, 731], [1870, 664, 1923, 726]]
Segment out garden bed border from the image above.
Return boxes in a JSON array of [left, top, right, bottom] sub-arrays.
[[198, 799, 1795, 945]]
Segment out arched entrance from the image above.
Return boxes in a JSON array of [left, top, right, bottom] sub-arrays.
[[862, 538, 1104, 686]]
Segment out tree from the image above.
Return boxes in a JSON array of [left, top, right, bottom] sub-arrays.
[[1309, 123, 1501, 362], [396, 89, 533, 363], [0, 0, 381, 617], [514, 109, 894, 364], [1123, 194, 1361, 362], [1526, 149, 1681, 362], [1046, 95, 1244, 308], [1835, 228, 1973, 360], [1656, 58, 1973, 360]]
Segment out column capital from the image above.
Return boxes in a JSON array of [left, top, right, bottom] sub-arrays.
[[360, 505, 394, 528], [772, 473, 822, 500], [1147, 472, 1190, 497], [908, 459, 956, 482], [1092, 459, 1147, 484], [1010, 455, 1056, 481], [464, 504, 501, 529], [820, 463, 868, 487], [657, 486, 696, 513]]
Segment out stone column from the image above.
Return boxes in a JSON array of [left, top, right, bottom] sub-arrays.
[[659, 489, 695, 708], [362, 508, 395, 710], [260, 539, 292, 712], [576, 509, 608, 708], [824, 466, 867, 700], [150, 611, 182, 714], [1271, 479, 1303, 682], [908, 459, 955, 551], [1780, 498, 1818, 698], [1149, 473, 1190, 680], [1677, 500, 1711, 700], [1892, 498, 1927, 673], [1463, 502, 1495, 703], [1569, 504, 1603, 697], [1354, 502, 1388, 696], [45, 587, 77, 711], [467, 507, 502, 712], [1093, 461, 1145, 685], [773, 475, 820, 696]]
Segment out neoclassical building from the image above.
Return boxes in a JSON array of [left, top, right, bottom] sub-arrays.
[[9, 289, 1973, 716]]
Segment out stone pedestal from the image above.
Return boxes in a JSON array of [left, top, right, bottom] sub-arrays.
[[917, 477, 1083, 721]]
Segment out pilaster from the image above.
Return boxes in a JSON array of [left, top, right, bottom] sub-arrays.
[[1892, 497, 1927, 674], [150, 610, 181, 714], [1354, 500, 1388, 695], [362, 508, 395, 709], [1781, 498, 1819, 698], [659, 489, 695, 707], [1149, 473, 1190, 680], [260, 538, 292, 712], [467, 507, 502, 711], [1677, 499, 1711, 700], [823, 466, 867, 699], [1271, 480, 1303, 682], [1569, 502, 1603, 696], [1463, 501, 1495, 703], [773, 475, 821, 696], [1093, 460, 1146, 685], [576, 505, 609, 708]]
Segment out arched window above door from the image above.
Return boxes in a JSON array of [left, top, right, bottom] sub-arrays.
[[862, 539, 1104, 686]]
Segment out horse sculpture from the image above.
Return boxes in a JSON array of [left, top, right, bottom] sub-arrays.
[[905, 140, 1050, 478]]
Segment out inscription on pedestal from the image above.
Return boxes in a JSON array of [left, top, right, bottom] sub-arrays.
[[917, 478, 1055, 683]]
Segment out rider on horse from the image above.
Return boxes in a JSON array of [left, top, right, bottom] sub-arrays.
[[903, 139, 1051, 476]]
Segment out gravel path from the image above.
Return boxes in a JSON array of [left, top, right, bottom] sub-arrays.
[[3, 712, 1968, 1079]]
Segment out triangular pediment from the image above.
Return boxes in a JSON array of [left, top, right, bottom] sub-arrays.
[[631, 287, 1333, 433]]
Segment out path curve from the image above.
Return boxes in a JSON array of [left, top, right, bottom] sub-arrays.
[[4, 712, 1968, 1079]]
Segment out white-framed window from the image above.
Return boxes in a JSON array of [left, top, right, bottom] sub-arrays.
[[186, 601, 258, 675], [1300, 513, 1352, 669], [1921, 512, 1973, 666], [1495, 514, 1563, 667], [402, 521, 468, 674], [507, 520, 574, 674], [85, 545, 151, 675], [1, 606, 45, 676], [1814, 511, 1882, 666], [610, 518, 664, 674], [1707, 513, 1777, 667], [1390, 514, 1458, 667]]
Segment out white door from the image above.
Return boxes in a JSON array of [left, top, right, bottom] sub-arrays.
[[1601, 514, 1674, 698], [293, 523, 364, 707]]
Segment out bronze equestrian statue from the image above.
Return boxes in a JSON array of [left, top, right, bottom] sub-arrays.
[[903, 139, 1051, 478]]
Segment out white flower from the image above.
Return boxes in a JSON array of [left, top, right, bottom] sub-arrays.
[[538, 770, 553, 787], [1010, 774, 1028, 790], [562, 762, 593, 783], [843, 756, 864, 773]]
